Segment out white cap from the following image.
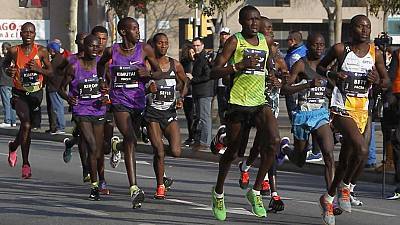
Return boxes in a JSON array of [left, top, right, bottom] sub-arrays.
[[220, 27, 230, 34]]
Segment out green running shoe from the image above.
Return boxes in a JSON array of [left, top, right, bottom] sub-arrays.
[[130, 185, 145, 209], [211, 187, 226, 221], [246, 189, 267, 218]]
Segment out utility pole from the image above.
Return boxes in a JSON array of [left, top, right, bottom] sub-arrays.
[[83, 0, 89, 32], [194, 4, 199, 38]]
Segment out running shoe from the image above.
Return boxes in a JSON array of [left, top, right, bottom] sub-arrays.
[[130, 185, 145, 209], [276, 137, 290, 166], [141, 126, 149, 143], [260, 180, 270, 196], [238, 161, 250, 189], [350, 192, 363, 206], [154, 185, 166, 199], [211, 187, 226, 221], [21, 164, 31, 179], [210, 125, 226, 155], [337, 185, 351, 212], [246, 189, 267, 217], [99, 181, 111, 195], [386, 188, 400, 200], [110, 136, 122, 168], [63, 138, 73, 163], [163, 176, 173, 190], [83, 173, 91, 183], [8, 141, 17, 167], [333, 198, 343, 216], [319, 195, 335, 225], [305, 151, 322, 162], [89, 187, 100, 201], [268, 195, 285, 212], [183, 138, 195, 147]]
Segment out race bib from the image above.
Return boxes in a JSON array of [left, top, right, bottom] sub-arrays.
[[78, 78, 101, 99], [154, 86, 175, 104], [307, 86, 326, 104], [243, 49, 266, 76], [343, 72, 369, 97], [111, 65, 139, 88], [20, 68, 39, 87]]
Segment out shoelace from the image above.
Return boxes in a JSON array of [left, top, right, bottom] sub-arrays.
[[255, 195, 263, 208], [262, 181, 270, 190], [325, 201, 334, 216], [216, 197, 224, 210], [341, 188, 350, 202]]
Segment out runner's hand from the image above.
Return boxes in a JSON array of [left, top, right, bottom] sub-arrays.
[[310, 77, 325, 87], [238, 54, 259, 70], [367, 66, 379, 84], [6, 66, 17, 78], [148, 82, 157, 93], [137, 67, 150, 78], [269, 74, 282, 88], [176, 98, 183, 109], [336, 71, 348, 81], [67, 96, 78, 106], [27, 59, 41, 73], [99, 80, 109, 93]]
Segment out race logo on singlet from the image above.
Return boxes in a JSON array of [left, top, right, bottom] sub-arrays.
[[20, 68, 39, 88], [243, 49, 266, 76], [343, 72, 369, 97], [111, 65, 139, 88], [78, 76, 101, 99]]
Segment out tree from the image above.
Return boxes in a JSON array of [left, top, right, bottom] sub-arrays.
[[368, 0, 400, 32], [320, 0, 343, 46], [68, 0, 78, 53], [105, 0, 159, 19]]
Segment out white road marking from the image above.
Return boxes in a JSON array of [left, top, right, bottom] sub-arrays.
[[64, 206, 109, 216], [104, 169, 155, 179], [297, 200, 397, 217], [104, 157, 150, 165]]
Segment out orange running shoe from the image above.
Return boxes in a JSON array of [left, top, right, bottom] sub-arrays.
[[154, 185, 166, 199]]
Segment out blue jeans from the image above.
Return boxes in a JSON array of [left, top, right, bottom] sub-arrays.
[[0, 86, 16, 124], [368, 122, 376, 165], [194, 96, 212, 145], [49, 92, 65, 130]]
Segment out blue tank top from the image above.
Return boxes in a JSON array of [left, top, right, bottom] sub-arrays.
[[69, 57, 106, 117], [109, 42, 147, 110]]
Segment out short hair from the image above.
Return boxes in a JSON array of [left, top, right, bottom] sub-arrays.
[[117, 17, 138, 36], [91, 25, 108, 35], [152, 33, 168, 44], [21, 22, 35, 31], [306, 32, 324, 47], [261, 16, 271, 24], [83, 34, 99, 46], [350, 14, 369, 27], [239, 5, 259, 21], [289, 31, 303, 43], [192, 37, 204, 44]]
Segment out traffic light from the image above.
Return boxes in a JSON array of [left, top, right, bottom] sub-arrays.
[[200, 13, 213, 37], [185, 23, 193, 40]]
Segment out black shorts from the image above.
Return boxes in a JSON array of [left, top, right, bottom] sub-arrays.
[[226, 104, 265, 124], [105, 107, 114, 123], [112, 104, 143, 137], [73, 115, 105, 124], [11, 88, 43, 122], [144, 107, 178, 130]]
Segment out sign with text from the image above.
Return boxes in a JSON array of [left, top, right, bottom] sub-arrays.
[[0, 19, 50, 41]]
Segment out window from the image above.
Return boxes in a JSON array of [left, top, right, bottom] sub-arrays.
[[19, 0, 48, 8], [246, 0, 290, 7]]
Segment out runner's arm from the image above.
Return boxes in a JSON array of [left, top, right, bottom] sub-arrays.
[[144, 43, 162, 80], [97, 47, 112, 81], [34, 46, 53, 77], [58, 64, 74, 102], [210, 36, 237, 79], [374, 49, 391, 89], [281, 60, 311, 95], [2, 47, 17, 77], [317, 43, 344, 80]]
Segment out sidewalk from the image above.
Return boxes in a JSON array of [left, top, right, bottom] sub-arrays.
[[0, 97, 395, 185]]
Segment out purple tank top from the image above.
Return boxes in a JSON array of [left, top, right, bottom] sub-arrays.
[[69, 58, 106, 117], [109, 42, 147, 110]]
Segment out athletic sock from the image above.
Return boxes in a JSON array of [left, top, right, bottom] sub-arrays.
[[264, 173, 269, 181], [241, 160, 251, 172], [252, 189, 261, 195], [340, 181, 350, 189], [271, 191, 278, 197], [324, 193, 334, 203], [349, 183, 356, 192], [91, 181, 99, 188], [215, 190, 224, 198]]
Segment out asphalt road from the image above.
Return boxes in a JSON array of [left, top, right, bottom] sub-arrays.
[[0, 135, 398, 225]]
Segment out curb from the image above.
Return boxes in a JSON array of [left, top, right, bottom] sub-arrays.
[[0, 127, 394, 185]]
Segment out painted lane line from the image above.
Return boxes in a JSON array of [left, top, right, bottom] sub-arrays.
[[64, 206, 110, 216], [104, 169, 155, 179], [297, 200, 397, 217]]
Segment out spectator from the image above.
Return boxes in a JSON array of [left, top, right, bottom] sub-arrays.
[[0, 42, 16, 127], [46, 41, 67, 134], [216, 27, 231, 125], [190, 37, 214, 150], [180, 41, 196, 146]]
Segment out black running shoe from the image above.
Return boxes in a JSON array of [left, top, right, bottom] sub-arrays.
[[268, 195, 285, 213], [130, 185, 145, 209], [163, 177, 174, 190], [210, 125, 226, 155], [89, 187, 100, 201]]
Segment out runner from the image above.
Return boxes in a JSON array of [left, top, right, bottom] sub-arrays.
[[317, 15, 390, 225], [59, 35, 107, 200], [236, 16, 286, 213], [3, 22, 53, 179], [97, 17, 162, 208], [145, 33, 187, 199], [210, 6, 280, 220]]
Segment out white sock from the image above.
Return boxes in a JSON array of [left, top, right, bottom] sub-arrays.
[[264, 173, 269, 181], [350, 183, 356, 192], [163, 172, 167, 177], [271, 191, 278, 197], [252, 189, 261, 195], [241, 161, 251, 172], [324, 193, 334, 203], [340, 181, 350, 189], [215, 190, 224, 198]]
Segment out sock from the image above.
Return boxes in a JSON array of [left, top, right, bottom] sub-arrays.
[[252, 189, 261, 195], [264, 173, 269, 181], [91, 181, 98, 188], [340, 181, 350, 189], [163, 172, 167, 177], [350, 183, 356, 192], [324, 193, 334, 203], [241, 160, 251, 172], [214, 190, 224, 198], [271, 192, 278, 197]]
